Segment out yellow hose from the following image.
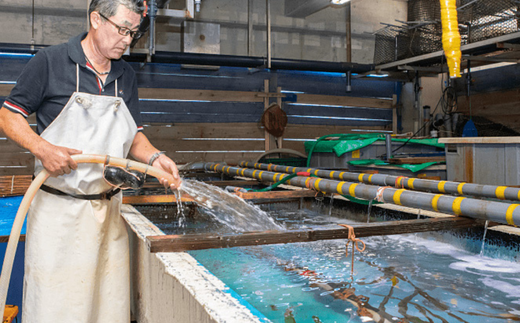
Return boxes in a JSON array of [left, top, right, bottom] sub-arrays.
[[440, 0, 461, 78], [0, 154, 182, 317]]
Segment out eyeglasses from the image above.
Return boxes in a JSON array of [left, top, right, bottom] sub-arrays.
[[98, 12, 143, 39]]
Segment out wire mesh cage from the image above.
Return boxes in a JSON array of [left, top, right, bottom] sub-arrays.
[[374, 26, 410, 65], [374, 0, 520, 65]]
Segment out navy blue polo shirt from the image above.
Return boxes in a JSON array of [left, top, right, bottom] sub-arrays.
[[2, 32, 143, 135]]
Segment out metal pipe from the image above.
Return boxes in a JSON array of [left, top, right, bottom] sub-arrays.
[[385, 134, 392, 161], [128, 51, 375, 73], [148, 0, 157, 57], [346, 70, 352, 93], [248, 0, 254, 56], [266, 0, 271, 69], [239, 161, 520, 203], [209, 163, 520, 226]]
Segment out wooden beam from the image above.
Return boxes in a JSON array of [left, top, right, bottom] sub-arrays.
[[143, 180, 259, 188], [146, 217, 481, 252], [0, 235, 25, 243], [204, 180, 259, 187], [123, 195, 194, 204], [296, 93, 393, 109], [234, 189, 317, 200], [123, 189, 316, 204], [0, 84, 15, 97], [138, 88, 266, 103]]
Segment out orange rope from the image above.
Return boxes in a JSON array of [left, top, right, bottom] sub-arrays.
[[338, 224, 366, 276], [305, 177, 323, 198], [395, 176, 407, 188], [375, 186, 390, 203]]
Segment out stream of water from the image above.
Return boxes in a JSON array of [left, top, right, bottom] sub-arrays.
[[179, 179, 284, 232]]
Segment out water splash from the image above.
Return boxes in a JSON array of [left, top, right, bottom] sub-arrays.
[[179, 179, 285, 232], [173, 189, 186, 227], [479, 220, 490, 257], [366, 200, 373, 223]]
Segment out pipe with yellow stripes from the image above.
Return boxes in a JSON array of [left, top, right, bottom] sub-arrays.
[[240, 161, 520, 202], [208, 162, 520, 226]]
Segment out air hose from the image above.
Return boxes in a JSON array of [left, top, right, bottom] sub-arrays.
[[248, 173, 298, 192], [0, 154, 182, 318]]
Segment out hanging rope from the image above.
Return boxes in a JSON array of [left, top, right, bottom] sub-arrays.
[[395, 176, 407, 188], [338, 224, 366, 276]]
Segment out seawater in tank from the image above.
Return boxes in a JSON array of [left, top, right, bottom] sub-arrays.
[[136, 180, 520, 323]]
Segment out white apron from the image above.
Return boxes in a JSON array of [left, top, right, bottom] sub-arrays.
[[23, 64, 138, 323]]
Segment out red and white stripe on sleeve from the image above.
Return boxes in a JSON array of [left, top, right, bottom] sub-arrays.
[[3, 101, 29, 118]]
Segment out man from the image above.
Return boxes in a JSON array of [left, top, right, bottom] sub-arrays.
[[0, 0, 180, 322]]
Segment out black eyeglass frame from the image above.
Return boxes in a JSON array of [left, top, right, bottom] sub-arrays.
[[98, 12, 143, 40]]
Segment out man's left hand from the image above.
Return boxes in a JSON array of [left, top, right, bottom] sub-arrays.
[[152, 154, 181, 191]]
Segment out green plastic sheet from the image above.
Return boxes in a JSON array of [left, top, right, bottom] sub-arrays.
[[347, 159, 443, 173], [304, 134, 444, 157]]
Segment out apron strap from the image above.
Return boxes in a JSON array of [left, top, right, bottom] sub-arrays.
[[115, 79, 118, 97], [76, 64, 80, 92]]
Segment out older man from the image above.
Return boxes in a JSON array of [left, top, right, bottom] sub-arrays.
[[0, 0, 180, 322]]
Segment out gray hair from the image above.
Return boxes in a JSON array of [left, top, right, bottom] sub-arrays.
[[88, 0, 144, 20]]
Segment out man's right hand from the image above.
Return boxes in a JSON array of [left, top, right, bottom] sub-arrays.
[[34, 142, 82, 177]]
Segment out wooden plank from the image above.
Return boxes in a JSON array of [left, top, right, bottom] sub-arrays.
[[438, 137, 520, 144], [389, 156, 446, 164], [148, 139, 266, 152], [0, 153, 34, 166], [0, 141, 30, 154], [234, 189, 317, 200], [199, 179, 259, 187], [142, 113, 262, 124], [142, 123, 265, 139], [146, 217, 481, 252], [456, 89, 520, 133], [296, 93, 393, 109], [142, 124, 387, 141], [0, 84, 15, 97], [143, 180, 259, 188], [285, 104, 393, 119], [141, 101, 264, 115], [287, 116, 391, 127], [139, 88, 266, 102], [123, 189, 316, 205], [283, 124, 388, 138], [156, 152, 262, 164], [0, 175, 32, 197], [457, 88, 520, 115], [0, 235, 25, 243], [0, 168, 33, 176], [123, 195, 194, 204]]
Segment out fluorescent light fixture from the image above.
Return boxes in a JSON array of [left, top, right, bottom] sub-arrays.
[[331, 0, 351, 4], [0, 52, 34, 57], [367, 73, 389, 78]]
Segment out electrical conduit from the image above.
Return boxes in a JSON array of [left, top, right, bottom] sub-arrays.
[[0, 154, 182, 318]]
